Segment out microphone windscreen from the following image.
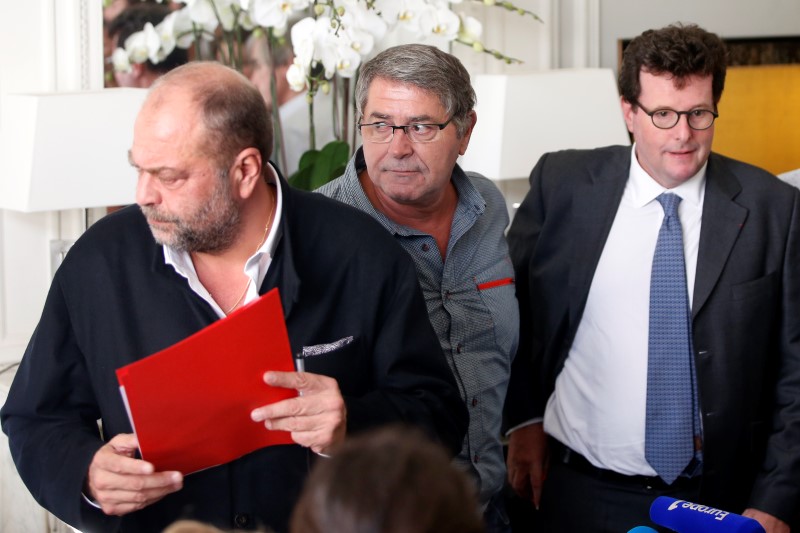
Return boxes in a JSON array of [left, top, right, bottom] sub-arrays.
[[627, 527, 659, 533], [650, 497, 765, 533]]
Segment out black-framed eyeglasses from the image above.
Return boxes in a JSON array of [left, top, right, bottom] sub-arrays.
[[635, 102, 719, 130], [357, 118, 452, 144]]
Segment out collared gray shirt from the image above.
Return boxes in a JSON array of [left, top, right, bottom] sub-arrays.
[[317, 148, 519, 504]]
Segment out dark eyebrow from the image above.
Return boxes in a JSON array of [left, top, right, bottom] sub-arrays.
[[366, 112, 435, 123]]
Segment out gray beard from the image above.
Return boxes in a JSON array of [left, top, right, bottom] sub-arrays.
[[142, 176, 242, 254]]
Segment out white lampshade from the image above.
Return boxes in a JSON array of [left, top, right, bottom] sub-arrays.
[[0, 88, 148, 212], [459, 69, 631, 180]]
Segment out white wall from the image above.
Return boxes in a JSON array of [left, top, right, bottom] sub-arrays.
[[455, 0, 800, 82], [0, 0, 103, 362], [598, 0, 800, 71], [0, 6, 104, 529]]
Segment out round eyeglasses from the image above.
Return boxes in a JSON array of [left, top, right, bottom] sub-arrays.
[[635, 102, 719, 130], [358, 118, 452, 144]]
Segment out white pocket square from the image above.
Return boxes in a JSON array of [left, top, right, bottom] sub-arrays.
[[301, 336, 354, 358]]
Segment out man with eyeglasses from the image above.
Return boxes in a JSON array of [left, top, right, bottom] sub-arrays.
[[505, 23, 800, 532], [318, 44, 519, 533]]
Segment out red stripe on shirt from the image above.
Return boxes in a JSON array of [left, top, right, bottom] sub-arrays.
[[476, 277, 515, 291]]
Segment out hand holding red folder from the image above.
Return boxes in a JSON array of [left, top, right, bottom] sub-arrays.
[[116, 288, 298, 475], [251, 370, 347, 455]]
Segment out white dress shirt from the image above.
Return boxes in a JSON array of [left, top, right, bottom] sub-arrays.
[[545, 145, 706, 476], [164, 165, 283, 318]]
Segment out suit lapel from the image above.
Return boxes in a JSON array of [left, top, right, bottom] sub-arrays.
[[567, 149, 630, 329], [692, 154, 748, 317]]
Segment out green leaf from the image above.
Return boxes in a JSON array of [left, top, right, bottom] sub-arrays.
[[288, 141, 350, 191]]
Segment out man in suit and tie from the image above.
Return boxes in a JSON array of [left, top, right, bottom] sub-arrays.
[[504, 23, 800, 532]]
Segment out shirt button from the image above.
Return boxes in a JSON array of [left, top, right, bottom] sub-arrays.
[[422, 243, 430, 252], [234, 513, 250, 528], [456, 343, 463, 354], [471, 397, 478, 407], [473, 454, 480, 464]]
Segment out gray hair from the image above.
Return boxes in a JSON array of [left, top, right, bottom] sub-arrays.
[[355, 44, 476, 137]]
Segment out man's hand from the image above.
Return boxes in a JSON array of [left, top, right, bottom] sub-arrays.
[[743, 508, 790, 533], [507, 422, 548, 509], [86, 434, 183, 516], [251, 371, 347, 455]]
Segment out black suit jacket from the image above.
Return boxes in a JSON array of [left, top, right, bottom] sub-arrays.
[[505, 145, 800, 522], [1, 171, 467, 532]]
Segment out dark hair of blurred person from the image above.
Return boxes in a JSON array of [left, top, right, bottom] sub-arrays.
[[290, 425, 485, 533], [108, 2, 189, 88]]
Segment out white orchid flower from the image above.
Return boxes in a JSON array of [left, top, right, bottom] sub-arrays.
[[111, 47, 132, 73], [170, 8, 196, 49], [425, 0, 457, 7], [373, 0, 399, 22], [343, 25, 375, 57], [186, 0, 221, 38], [124, 22, 161, 64], [290, 16, 319, 66], [249, 0, 309, 28], [334, 48, 362, 78], [310, 17, 338, 70], [341, 3, 387, 42], [286, 60, 308, 92], [418, 6, 460, 40], [318, 33, 362, 78], [458, 14, 483, 44], [143, 22, 165, 64], [249, 0, 291, 29], [384, 0, 429, 36], [331, 0, 361, 15], [212, 0, 238, 32], [155, 12, 178, 58]]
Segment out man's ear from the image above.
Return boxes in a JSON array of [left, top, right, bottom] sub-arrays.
[[233, 147, 263, 199], [458, 110, 478, 156], [272, 62, 297, 106], [621, 96, 635, 134]]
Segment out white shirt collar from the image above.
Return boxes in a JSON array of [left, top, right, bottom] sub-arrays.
[[627, 143, 706, 209], [163, 163, 283, 317]]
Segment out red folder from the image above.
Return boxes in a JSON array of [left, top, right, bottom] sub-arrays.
[[115, 287, 297, 474]]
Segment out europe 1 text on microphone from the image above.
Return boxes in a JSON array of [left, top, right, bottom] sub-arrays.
[[649, 496, 765, 533]]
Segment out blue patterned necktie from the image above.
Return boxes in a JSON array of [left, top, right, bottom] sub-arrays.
[[645, 192, 697, 484]]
